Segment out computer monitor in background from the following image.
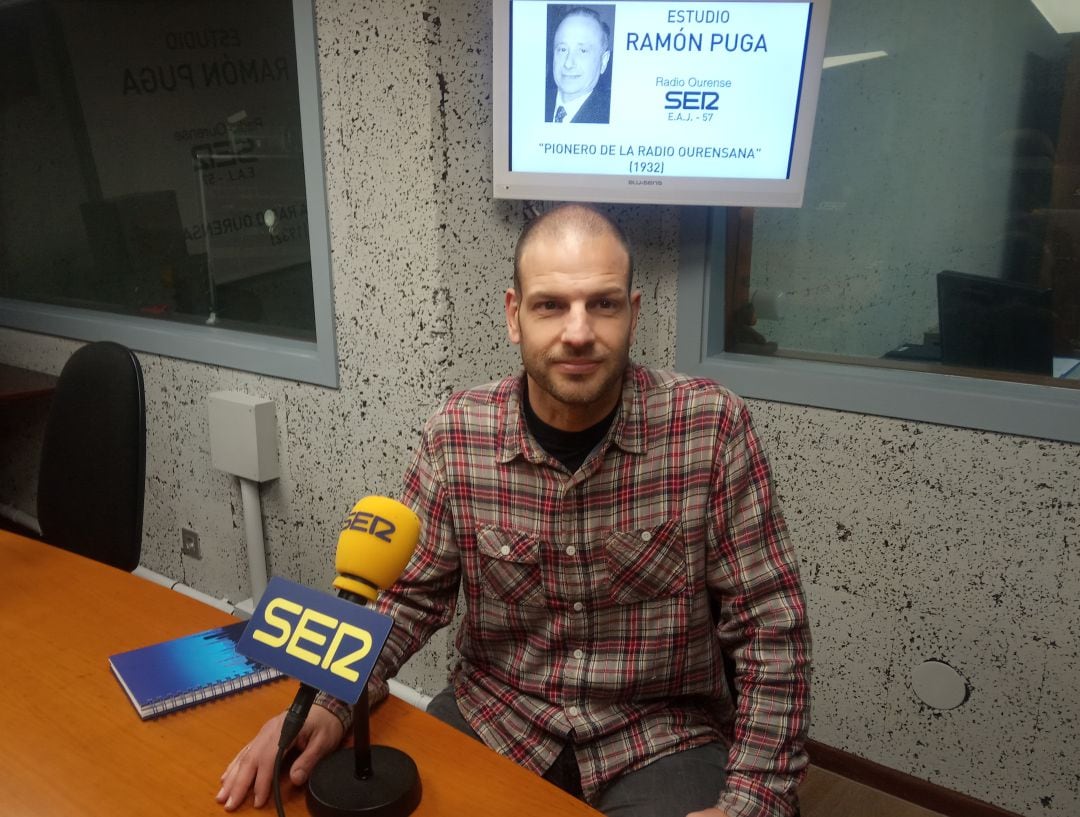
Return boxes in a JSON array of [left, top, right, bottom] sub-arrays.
[[937, 270, 1054, 376], [492, 0, 833, 207]]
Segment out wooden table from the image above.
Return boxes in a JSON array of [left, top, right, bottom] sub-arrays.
[[0, 531, 600, 817], [0, 363, 57, 402]]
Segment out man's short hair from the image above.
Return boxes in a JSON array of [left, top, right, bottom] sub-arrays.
[[556, 6, 611, 52], [513, 203, 634, 293]]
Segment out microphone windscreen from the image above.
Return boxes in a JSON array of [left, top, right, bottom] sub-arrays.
[[334, 496, 421, 600]]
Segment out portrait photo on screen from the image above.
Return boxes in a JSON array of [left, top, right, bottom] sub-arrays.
[[545, 4, 615, 124]]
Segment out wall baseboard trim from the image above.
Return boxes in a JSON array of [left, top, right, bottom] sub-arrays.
[[806, 740, 1022, 817]]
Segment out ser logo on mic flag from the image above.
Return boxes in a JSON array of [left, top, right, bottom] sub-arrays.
[[236, 576, 393, 704]]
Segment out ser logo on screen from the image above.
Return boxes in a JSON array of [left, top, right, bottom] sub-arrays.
[[664, 91, 721, 111]]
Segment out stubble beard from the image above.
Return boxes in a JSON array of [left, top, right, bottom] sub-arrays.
[[523, 345, 630, 408]]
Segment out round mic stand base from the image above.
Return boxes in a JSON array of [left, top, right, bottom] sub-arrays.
[[306, 746, 421, 817]]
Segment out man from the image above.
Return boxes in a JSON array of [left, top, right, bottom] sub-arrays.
[[218, 204, 810, 817], [546, 7, 612, 124]]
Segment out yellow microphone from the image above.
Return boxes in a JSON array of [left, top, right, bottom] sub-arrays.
[[305, 498, 424, 817], [334, 496, 421, 602], [273, 496, 421, 807]]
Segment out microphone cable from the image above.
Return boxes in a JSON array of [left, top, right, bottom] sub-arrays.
[[272, 683, 318, 817]]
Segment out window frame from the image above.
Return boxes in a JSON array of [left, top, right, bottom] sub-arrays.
[[675, 208, 1080, 444], [0, 0, 338, 388]]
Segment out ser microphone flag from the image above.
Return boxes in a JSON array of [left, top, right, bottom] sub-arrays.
[[235, 495, 421, 704], [236, 575, 393, 704]]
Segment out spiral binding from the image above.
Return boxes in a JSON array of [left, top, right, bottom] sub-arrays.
[[146, 666, 283, 718]]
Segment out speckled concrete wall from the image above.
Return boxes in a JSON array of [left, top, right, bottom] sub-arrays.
[[1, 2, 1077, 816], [749, 400, 1079, 816]]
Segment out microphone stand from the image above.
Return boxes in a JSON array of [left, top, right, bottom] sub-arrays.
[[305, 592, 421, 817]]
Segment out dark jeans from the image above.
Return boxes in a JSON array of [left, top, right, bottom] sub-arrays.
[[425, 686, 728, 817]]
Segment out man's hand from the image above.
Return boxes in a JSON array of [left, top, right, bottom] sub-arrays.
[[216, 705, 344, 811], [686, 809, 733, 817]]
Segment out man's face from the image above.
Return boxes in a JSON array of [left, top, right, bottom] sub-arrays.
[[506, 229, 640, 431], [552, 14, 610, 103]]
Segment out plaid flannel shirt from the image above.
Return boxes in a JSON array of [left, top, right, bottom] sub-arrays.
[[319, 364, 810, 817]]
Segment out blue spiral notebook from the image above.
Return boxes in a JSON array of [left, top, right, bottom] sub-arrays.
[[109, 621, 283, 719]]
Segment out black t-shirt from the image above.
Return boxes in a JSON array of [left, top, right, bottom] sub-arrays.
[[522, 386, 618, 473]]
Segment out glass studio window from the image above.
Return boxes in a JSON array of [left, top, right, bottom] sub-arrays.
[[678, 0, 1080, 442], [0, 0, 337, 386]]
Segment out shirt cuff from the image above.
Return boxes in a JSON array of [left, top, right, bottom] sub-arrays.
[[716, 773, 797, 817], [313, 676, 391, 735], [313, 692, 352, 733]]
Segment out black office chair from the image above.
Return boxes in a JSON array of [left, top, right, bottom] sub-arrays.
[[36, 341, 146, 571]]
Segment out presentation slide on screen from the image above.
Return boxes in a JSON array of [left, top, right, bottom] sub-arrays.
[[509, 0, 812, 179]]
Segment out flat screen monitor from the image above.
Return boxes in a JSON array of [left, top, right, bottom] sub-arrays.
[[492, 0, 832, 207], [937, 270, 1054, 376]]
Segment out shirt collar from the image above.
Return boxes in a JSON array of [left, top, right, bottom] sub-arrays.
[[497, 364, 647, 465]]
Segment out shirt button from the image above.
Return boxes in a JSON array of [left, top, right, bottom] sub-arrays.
[[565, 545, 576, 556], [641, 531, 652, 542], [568, 705, 579, 717], [573, 649, 584, 660], [573, 602, 584, 612], [500, 545, 511, 556]]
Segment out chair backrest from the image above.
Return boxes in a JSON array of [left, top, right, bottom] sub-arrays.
[[37, 342, 146, 571]]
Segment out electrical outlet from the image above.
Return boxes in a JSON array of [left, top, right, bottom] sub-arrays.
[[181, 528, 201, 559]]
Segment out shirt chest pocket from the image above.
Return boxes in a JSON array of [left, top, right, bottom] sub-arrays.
[[603, 518, 688, 604], [476, 526, 546, 607]]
